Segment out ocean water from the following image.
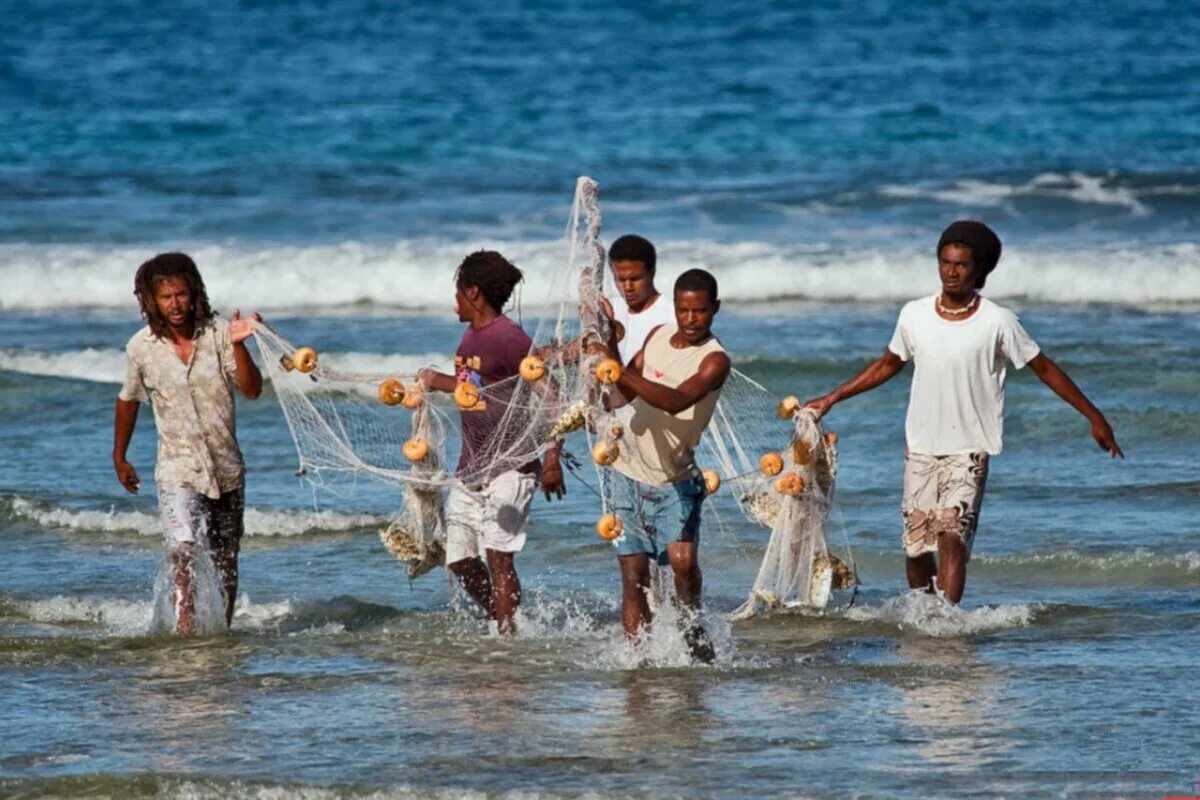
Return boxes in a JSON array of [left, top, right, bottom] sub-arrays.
[[2, 1, 1199, 798]]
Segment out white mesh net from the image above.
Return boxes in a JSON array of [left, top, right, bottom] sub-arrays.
[[253, 177, 855, 615]]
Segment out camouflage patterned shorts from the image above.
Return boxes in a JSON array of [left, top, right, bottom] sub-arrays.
[[901, 451, 989, 560]]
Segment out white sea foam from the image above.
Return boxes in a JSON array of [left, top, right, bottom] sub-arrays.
[[20, 595, 153, 636], [843, 591, 1038, 637], [1, 238, 1198, 311], [0, 347, 448, 385], [878, 171, 1154, 215], [3, 495, 384, 537]]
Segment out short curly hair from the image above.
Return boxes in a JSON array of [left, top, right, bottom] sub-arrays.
[[455, 250, 524, 313]]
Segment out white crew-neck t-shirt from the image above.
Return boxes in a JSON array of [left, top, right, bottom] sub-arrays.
[[888, 295, 1041, 456], [612, 292, 675, 364]]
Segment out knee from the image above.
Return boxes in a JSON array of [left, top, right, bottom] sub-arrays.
[[667, 547, 697, 576]]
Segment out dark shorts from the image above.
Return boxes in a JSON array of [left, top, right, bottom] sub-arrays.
[[158, 486, 245, 552], [610, 472, 706, 564]]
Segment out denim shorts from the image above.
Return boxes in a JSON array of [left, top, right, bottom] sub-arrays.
[[609, 471, 706, 564]]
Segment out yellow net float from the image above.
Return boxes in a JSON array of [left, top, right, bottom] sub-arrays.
[[824, 431, 838, 446], [596, 513, 623, 541], [776, 395, 801, 420], [401, 386, 424, 409], [403, 438, 429, 462], [592, 440, 619, 466], [594, 358, 622, 385], [292, 347, 318, 374], [759, 452, 784, 477], [702, 469, 721, 495], [519, 355, 545, 382], [378, 378, 406, 406], [454, 382, 480, 409], [774, 472, 805, 496]]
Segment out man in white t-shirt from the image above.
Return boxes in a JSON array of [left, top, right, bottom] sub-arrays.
[[600, 235, 676, 364], [805, 221, 1123, 603]]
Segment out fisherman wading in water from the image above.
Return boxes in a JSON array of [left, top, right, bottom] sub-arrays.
[[805, 221, 1122, 603]]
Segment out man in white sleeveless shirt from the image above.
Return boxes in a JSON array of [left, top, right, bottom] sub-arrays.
[[805, 221, 1122, 604], [603, 269, 731, 663], [600, 235, 676, 364]]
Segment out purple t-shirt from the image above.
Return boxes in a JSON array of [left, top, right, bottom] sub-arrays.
[[454, 316, 540, 483]]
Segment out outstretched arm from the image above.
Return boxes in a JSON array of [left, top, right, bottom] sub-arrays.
[[804, 349, 906, 419], [1027, 353, 1123, 458], [112, 398, 141, 494], [618, 350, 731, 415], [417, 368, 457, 393]]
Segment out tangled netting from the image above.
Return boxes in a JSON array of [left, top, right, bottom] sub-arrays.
[[253, 177, 855, 613]]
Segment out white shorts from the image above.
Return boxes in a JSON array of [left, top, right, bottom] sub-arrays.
[[444, 470, 537, 565], [158, 485, 245, 549]]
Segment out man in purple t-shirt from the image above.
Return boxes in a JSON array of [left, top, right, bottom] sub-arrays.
[[419, 251, 565, 634]]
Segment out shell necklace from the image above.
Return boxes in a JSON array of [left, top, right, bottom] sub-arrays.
[[936, 292, 979, 316]]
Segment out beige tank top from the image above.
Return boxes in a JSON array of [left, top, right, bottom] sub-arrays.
[[613, 324, 726, 487]]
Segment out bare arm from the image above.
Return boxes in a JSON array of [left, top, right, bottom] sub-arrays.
[[1027, 353, 1123, 458], [230, 310, 263, 399], [417, 369, 457, 393], [617, 350, 731, 415], [112, 398, 141, 494], [804, 349, 906, 419]]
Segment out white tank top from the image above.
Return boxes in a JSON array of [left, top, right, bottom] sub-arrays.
[[613, 324, 726, 487], [612, 292, 675, 364]]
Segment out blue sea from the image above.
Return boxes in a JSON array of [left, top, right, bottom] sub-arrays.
[[2, 1, 1199, 798]]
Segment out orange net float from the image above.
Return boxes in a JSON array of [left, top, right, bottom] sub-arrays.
[[594, 358, 622, 385], [454, 382, 480, 409], [292, 347, 318, 374], [776, 395, 801, 420], [592, 440, 619, 466], [759, 452, 784, 477], [401, 386, 424, 409], [519, 355, 545, 382], [378, 378, 406, 406], [403, 438, 429, 462], [596, 513, 623, 541], [774, 472, 805, 496], [702, 469, 721, 494]]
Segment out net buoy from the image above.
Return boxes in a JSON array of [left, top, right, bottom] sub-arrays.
[[759, 452, 784, 476], [592, 440, 619, 466], [824, 431, 838, 446], [596, 513, 623, 541], [595, 358, 622, 385], [776, 395, 801, 420], [293, 347, 318, 374], [454, 382, 480, 409], [702, 469, 721, 494], [613, 320, 625, 342], [775, 472, 805, 496], [378, 378, 405, 406], [403, 438, 428, 462], [519, 355, 545, 382], [401, 386, 424, 409], [792, 438, 814, 465]]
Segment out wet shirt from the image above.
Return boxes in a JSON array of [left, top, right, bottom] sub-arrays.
[[119, 320, 245, 498], [454, 316, 539, 484]]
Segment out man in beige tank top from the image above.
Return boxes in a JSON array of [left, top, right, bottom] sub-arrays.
[[603, 269, 731, 663]]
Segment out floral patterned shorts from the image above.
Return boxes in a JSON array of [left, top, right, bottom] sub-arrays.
[[901, 451, 989, 560]]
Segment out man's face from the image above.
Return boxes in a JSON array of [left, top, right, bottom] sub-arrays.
[[938, 243, 979, 295], [611, 260, 655, 311], [153, 276, 193, 329], [674, 289, 718, 345]]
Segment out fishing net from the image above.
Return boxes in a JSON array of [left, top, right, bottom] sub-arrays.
[[254, 177, 854, 614]]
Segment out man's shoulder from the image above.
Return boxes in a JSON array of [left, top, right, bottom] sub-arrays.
[[124, 325, 154, 354]]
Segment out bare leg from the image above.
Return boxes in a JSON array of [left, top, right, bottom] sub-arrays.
[[906, 553, 937, 594], [448, 557, 495, 618], [618, 553, 652, 638], [665, 541, 702, 612], [209, 544, 239, 627], [935, 534, 968, 604], [170, 546, 195, 635], [485, 549, 520, 636]]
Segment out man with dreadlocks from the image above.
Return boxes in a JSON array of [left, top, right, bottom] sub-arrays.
[[113, 252, 263, 634], [805, 221, 1123, 604], [418, 250, 565, 635]]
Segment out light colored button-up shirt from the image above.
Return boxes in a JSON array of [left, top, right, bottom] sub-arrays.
[[119, 319, 245, 498]]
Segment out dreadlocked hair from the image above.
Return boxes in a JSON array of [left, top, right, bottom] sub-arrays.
[[134, 252, 216, 339], [455, 250, 524, 313]]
